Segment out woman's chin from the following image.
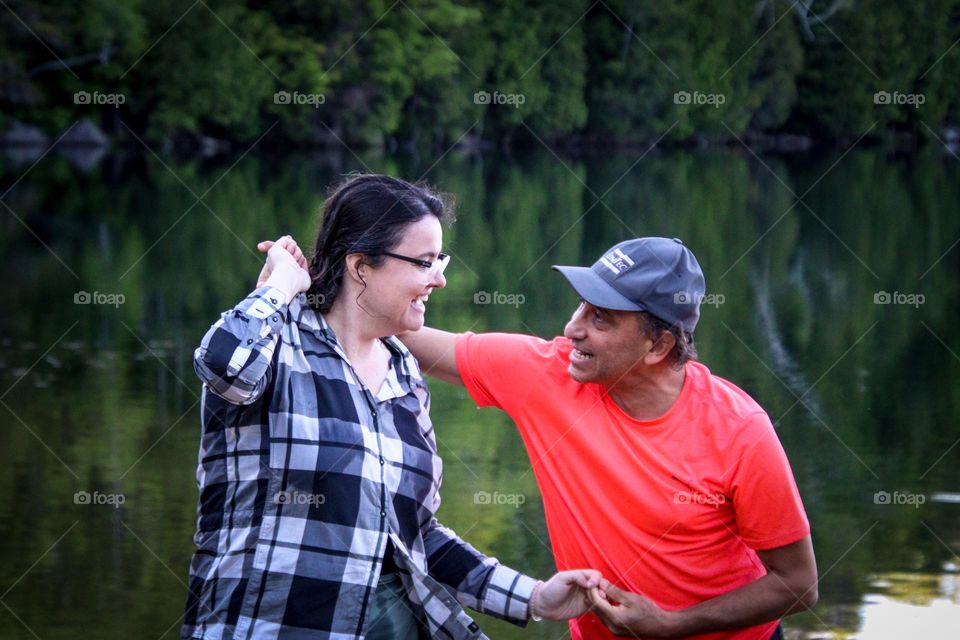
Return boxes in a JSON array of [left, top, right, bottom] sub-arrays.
[[401, 316, 426, 334], [393, 308, 425, 335]]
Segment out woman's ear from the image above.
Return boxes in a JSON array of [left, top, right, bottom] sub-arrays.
[[343, 253, 366, 285]]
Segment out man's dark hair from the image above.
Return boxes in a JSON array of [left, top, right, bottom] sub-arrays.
[[638, 311, 697, 369]]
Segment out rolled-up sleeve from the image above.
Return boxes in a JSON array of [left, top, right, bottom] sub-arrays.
[[193, 285, 288, 405], [423, 518, 538, 626]]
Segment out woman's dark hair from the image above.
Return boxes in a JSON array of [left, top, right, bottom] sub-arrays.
[[306, 174, 453, 313], [638, 311, 697, 369]]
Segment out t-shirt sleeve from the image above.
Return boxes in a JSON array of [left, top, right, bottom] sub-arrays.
[[728, 412, 811, 550], [455, 331, 556, 414]]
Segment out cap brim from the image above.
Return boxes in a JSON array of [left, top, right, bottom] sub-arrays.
[[552, 265, 645, 312]]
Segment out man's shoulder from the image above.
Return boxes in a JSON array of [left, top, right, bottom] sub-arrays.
[[687, 361, 769, 426], [457, 332, 581, 391], [461, 331, 572, 361]]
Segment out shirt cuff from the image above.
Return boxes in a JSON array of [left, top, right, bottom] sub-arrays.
[[481, 564, 538, 623], [244, 286, 290, 319]]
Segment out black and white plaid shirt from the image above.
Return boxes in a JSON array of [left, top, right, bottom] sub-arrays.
[[182, 285, 537, 639]]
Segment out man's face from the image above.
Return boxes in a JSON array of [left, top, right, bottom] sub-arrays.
[[562, 300, 653, 385]]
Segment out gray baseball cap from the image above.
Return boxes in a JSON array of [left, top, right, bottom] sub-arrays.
[[552, 237, 706, 332]]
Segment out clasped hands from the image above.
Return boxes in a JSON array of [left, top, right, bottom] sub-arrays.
[[534, 571, 673, 635], [535, 571, 675, 637]]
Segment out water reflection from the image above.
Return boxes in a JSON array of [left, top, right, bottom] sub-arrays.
[[0, 146, 958, 638]]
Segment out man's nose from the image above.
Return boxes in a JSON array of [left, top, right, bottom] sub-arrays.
[[563, 305, 586, 340]]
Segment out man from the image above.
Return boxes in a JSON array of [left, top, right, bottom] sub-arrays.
[[401, 237, 816, 640], [263, 236, 817, 640]]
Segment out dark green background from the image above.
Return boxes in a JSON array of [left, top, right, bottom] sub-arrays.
[[1, 146, 958, 637]]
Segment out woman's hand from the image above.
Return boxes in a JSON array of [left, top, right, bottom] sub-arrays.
[[258, 236, 310, 303], [256, 236, 309, 289], [531, 569, 604, 620]]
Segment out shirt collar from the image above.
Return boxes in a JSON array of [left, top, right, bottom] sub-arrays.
[[288, 293, 420, 399]]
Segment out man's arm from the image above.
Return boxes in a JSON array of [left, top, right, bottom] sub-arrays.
[[399, 327, 465, 387], [589, 535, 818, 638]]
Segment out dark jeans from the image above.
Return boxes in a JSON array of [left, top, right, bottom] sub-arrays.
[[365, 572, 426, 640], [769, 624, 784, 640]]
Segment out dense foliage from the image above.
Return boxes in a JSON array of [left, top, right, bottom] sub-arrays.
[[2, 0, 959, 147]]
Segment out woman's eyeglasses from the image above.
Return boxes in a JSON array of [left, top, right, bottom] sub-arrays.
[[379, 251, 450, 278]]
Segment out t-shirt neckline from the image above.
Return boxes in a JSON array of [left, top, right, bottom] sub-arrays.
[[600, 361, 695, 428]]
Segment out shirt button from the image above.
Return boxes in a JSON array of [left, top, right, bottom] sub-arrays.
[[379, 456, 385, 465], [270, 297, 277, 304], [380, 509, 386, 517], [247, 339, 253, 345]]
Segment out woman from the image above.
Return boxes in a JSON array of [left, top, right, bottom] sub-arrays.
[[182, 174, 600, 640]]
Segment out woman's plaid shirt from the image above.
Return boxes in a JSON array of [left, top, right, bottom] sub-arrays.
[[181, 285, 537, 639]]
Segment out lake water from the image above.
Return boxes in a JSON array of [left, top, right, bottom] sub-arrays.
[[1, 143, 958, 638]]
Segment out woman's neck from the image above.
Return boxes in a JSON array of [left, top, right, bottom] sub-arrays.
[[323, 301, 384, 362]]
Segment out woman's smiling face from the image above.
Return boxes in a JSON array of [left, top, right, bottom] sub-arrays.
[[356, 215, 447, 335]]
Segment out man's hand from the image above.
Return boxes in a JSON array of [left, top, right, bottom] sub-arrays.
[[588, 580, 675, 638], [258, 236, 310, 304], [256, 236, 309, 288], [532, 569, 603, 621], [587, 536, 818, 638]]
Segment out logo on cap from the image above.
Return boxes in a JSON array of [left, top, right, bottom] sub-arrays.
[[599, 248, 635, 275]]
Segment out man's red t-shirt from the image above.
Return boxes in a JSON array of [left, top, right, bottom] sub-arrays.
[[455, 332, 811, 640]]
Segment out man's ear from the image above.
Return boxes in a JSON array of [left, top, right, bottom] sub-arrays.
[[644, 330, 676, 366], [343, 254, 367, 285]]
